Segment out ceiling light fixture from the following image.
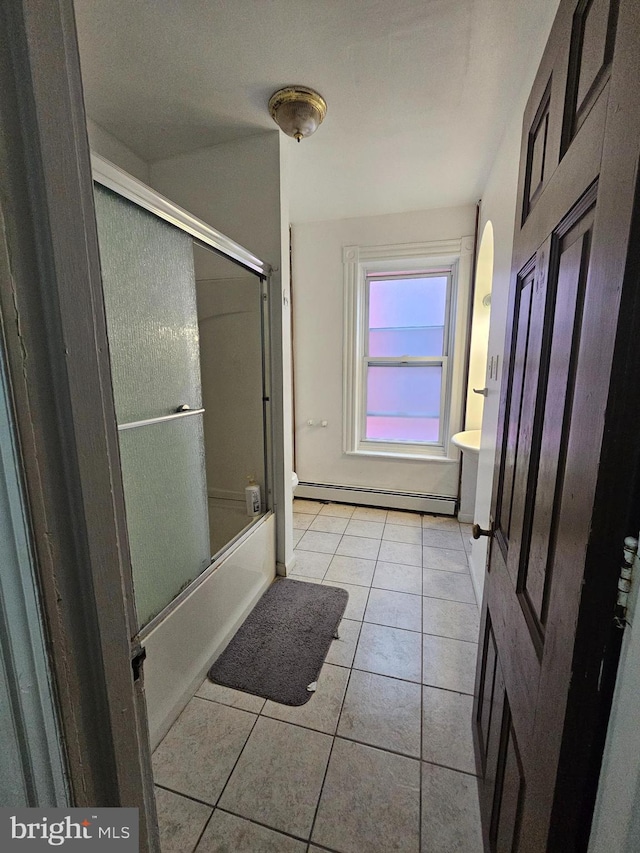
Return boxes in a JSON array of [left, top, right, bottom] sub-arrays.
[[268, 86, 327, 142]]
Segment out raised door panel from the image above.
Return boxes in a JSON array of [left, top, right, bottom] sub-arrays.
[[562, 0, 620, 152], [521, 201, 595, 638]]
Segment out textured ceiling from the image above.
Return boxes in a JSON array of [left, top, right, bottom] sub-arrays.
[[74, 0, 560, 222]]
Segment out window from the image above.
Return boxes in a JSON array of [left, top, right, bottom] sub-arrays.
[[343, 240, 472, 459], [365, 272, 451, 444]]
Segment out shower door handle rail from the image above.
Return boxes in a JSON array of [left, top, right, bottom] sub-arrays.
[[117, 407, 205, 432]]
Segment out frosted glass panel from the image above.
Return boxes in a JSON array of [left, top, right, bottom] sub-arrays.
[[94, 187, 202, 423], [118, 417, 210, 627], [366, 365, 442, 442], [369, 327, 444, 357], [368, 276, 447, 357], [94, 185, 210, 629]]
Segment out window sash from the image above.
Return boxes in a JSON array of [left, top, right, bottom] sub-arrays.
[[360, 356, 449, 446], [342, 239, 470, 461], [359, 270, 454, 451], [364, 271, 453, 360]]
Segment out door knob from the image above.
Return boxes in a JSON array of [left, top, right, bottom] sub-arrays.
[[472, 523, 493, 539], [176, 404, 192, 412], [473, 387, 488, 397]]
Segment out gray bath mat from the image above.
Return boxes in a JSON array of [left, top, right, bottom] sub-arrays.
[[208, 578, 348, 706]]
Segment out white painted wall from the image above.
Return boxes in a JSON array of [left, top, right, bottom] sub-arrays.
[[467, 112, 522, 599], [195, 276, 265, 502], [291, 206, 476, 502], [465, 221, 493, 431], [86, 117, 149, 183], [149, 132, 294, 572], [589, 545, 640, 853]]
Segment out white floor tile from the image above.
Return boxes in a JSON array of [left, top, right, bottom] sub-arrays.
[[385, 509, 422, 527], [155, 787, 211, 853], [423, 569, 476, 603], [309, 514, 350, 534], [293, 499, 321, 515], [322, 580, 370, 620], [422, 546, 469, 573], [421, 763, 483, 853], [325, 618, 361, 667], [354, 622, 422, 683], [296, 530, 342, 555], [290, 550, 332, 578], [338, 670, 422, 757], [382, 523, 422, 545], [336, 535, 381, 560], [262, 663, 349, 735], [422, 514, 460, 531], [325, 555, 376, 587], [318, 503, 355, 518], [422, 686, 476, 774], [195, 810, 305, 853], [218, 717, 332, 838], [152, 698, 256, 804], [373, 561, 423, 595], [293, 512, 313, 530], [378, 540, 422, 567], [351, 506, 389, 522], [364, 588, 422, 632], [312, 739, 420, 853], [195, 679, 265, 713], [422, 634, 478, 695], [423, 597, 480, 643], [422, 527, 465, 551], [344, 518, 385, 539]]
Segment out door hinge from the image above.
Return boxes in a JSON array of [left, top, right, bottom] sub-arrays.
[[131, 643, 147, 682], [614, 536, 638, 629]]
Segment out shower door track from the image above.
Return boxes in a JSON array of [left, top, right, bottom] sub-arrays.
[[91, 153, 273, 278]]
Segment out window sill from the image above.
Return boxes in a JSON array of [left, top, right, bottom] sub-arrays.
[[344, 446, 458, 463]]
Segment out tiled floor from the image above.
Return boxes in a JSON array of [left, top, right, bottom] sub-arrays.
[[153, 500, 483, 853]]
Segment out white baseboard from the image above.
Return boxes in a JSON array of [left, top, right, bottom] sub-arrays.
[[295, 482, 457, 516], [142, 514, 275, 749]]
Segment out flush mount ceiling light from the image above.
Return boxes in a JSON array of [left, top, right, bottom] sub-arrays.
[[268, 86, 327, 142]]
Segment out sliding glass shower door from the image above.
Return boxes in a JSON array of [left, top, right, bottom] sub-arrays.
[[94, 186, 211, 629]]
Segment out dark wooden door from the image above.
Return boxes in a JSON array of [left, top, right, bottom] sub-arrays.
[[473, 1, 640, 851]]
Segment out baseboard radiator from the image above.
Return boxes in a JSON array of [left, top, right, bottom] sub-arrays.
[[295, 482, 457, 516]]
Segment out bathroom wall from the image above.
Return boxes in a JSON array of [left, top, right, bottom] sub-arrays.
[[589, 547, 640, 852], [464, 221, 493, 431], [196, 274, 265, 505], [291, 205, 475, 503], [86, 117, 150, 183], [149, 133, 294, 572]]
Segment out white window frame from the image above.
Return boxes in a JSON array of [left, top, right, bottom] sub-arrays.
[[343, 238, 474, 460]]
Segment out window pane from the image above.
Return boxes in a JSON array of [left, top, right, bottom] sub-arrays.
[[366, 365, 442, 442], [369, 327, 444, 357], [368, 276, 447, 357]]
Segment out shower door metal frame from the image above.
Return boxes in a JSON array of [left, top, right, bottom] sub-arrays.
[[92, 154, 272, 277], [92, 154, 275, 638]]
